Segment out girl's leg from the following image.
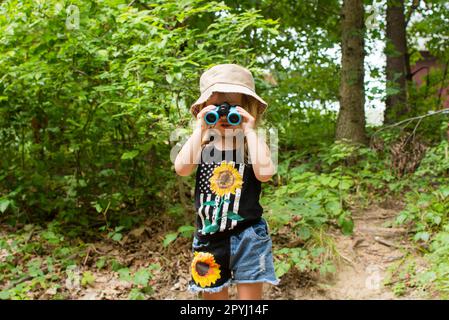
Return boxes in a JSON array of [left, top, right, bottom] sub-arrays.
[[236, 283, 263, 300], [202, 287, 229, 300]]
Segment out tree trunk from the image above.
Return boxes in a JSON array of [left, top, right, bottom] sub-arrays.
[[384, 0, 409, 124], [336, 0, 367, 144]]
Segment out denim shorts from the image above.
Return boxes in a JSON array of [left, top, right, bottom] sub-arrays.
[[188, 217, 280, 293]]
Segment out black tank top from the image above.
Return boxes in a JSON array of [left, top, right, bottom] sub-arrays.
[[193, 143, 263, 241]]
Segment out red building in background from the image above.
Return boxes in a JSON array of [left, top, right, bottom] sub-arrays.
[[411, 51, 449, 109], [411, 51, 449, 139]]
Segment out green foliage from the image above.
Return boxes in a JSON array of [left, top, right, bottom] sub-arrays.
[[396, 186, 449, 239], [392, 153, 449, 297], [265, 140, 390, 237], [0, 223, 86, 299], [274, 245, 337, 278], [414, 140, 449, 179], [0, 220, 162, 299], [223, 0, 341, 123], [0, 0, 278, 233], [117, 264, 159, 299], [107, 226, 125, 242], [81, 271, 95, 287], [409, 0, 449, 58], [424, 229, 449, 297]]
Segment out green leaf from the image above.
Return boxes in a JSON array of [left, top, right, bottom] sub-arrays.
[[81, 271, 95, 287], [311, 247, 325, 257], [340, 218, 354, 235], [414, 232, 430, 242], [274, 260, 291, 278], [118, 268, 132, 282], [202, 223, 219, 233], [319, 176, 332, 186], [111, 232, 122, 242], [203, 201, 217, 206], [94, 203, 102, 213], [108, 227, 123, 242], [226, 211, 244, 221], [111, 260, 125, 272], [0, 199, 10, 213], [297, 226, 311, 240], [177, 225, 195, 237], [385, 87, 401, 96], [319, 262, 336, 275], [339, 180, 352, 190], [121, 150, 139, 160], [338, 214, 354, 235], [96, 257, 106, 270], [325, 200, 342, 215], [0, 290, 10, 300], [203, 219, 211, 227], [128, 288, 145, 300], [133, 268, 151, 286], [438, 186, 449, 198], [163, 232, 178, 247], [165, 74, 174, 84], [178, 225, 195, 233], [328, 179, 339, 188], [41, 230, 63, 244]]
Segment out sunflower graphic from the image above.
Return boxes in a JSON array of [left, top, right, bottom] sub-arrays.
[[209, 161, 243, 197], [191, 251, 221, 287], [200, 161, 245, 234]]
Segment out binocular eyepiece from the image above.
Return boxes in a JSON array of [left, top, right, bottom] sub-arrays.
[[204, 102, 242, 126]]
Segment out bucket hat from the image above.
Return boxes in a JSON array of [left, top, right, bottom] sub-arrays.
[[190, 64, 268, 117]]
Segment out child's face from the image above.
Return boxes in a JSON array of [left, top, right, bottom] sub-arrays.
[[205, 92, 244, 136]]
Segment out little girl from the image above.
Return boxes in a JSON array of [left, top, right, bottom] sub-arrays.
[[174, 64, 279, 300]]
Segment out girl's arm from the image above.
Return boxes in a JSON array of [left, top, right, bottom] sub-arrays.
[[244, 129, 276, 182], [174, 105, 215, 176], [235, 106, 276, 182]]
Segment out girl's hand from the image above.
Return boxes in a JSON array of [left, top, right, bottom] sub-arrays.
[[196, 105, 216, 131], [235, 106, 255, 134]]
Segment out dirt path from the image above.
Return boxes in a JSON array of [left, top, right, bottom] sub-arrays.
[[313, 206, 410, 299], [268, 205, 424, 300]]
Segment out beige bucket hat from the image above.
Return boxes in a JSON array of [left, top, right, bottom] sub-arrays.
[[190, 64, 268, 117]]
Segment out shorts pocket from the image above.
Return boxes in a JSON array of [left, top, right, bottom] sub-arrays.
[[248, 220, 270, 240]]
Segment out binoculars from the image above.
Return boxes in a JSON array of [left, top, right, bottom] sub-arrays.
[[204, 102, 242, 126]]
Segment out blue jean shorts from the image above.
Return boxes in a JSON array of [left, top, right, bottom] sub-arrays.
[[188, 217, 280, 293]]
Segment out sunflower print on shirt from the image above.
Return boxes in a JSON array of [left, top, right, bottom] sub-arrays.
[[198, 160, 245, 235]]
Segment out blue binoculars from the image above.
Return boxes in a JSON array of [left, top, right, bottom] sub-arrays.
[[204, 102, 241, 126]]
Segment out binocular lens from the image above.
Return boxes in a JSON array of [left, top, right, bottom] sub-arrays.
[[228, 113, 240, 125], [205, 112, 218, 124]]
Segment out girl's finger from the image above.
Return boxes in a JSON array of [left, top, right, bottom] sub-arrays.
[[235, 107, 253, 121], [235, 106, 249, 115], [197, 105, 216, 118], [235, 106, 245, 114], [199, 105, 215, 113]]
